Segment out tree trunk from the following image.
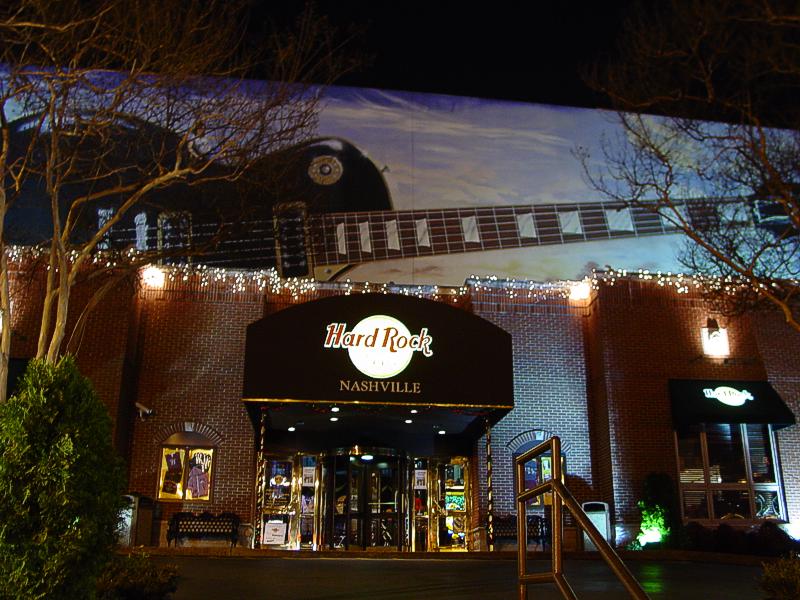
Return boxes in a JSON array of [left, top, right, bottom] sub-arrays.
[[45, 250, 71, 363], [0, 242, 8, 403], [36, 241, 58, 360]]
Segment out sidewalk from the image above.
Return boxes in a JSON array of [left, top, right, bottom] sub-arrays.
[[151, 553, 767, 599]]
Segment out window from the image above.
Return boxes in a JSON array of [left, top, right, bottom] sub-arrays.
[[134, 212, 149, 251], [157, 432, 215, 501], [513, 443, 566, 507], [97, 207, 115, 250], [675, 424, 784, 521], [157, 211, 192, 263]]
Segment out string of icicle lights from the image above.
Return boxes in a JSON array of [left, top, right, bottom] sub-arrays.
[[588, 267, 796, 298], [139, 264, 471, 302], [7, 245, 791, 301]]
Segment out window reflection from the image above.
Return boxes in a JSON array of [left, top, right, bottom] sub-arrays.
[[705, 424, 746, 484], [675, 424, 783, 522], [682, 490, 708, 519], [712, 490, 751, 520], [747, 424, 776, 483], [677, 430, 704, 484]]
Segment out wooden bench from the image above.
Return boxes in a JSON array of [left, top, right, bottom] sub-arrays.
[[492, 514, 549, 550], [167, 511, 240, 548]]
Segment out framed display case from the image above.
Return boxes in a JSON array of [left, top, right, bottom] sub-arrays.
[[157, 446, 214, 502]]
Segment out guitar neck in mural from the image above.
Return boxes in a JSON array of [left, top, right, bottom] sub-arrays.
[[274, 197, 736, 280], [141, 195, 739, 279]]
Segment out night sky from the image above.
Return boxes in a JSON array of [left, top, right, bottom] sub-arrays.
[[262, 1, 635, 107]]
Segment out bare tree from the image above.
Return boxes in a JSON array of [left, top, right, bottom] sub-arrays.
[[578, 0, 800, 332], [0, 0, 349, 401]]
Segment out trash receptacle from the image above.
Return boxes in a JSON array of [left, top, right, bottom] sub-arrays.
[[470, 526, 487, 551], [581, 501, 610, 551], [118, 494, 155, 547]]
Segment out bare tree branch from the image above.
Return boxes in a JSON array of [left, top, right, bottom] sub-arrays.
[[0, 0, 353, 399]]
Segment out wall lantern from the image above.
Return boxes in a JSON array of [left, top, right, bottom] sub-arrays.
[[141, 265, 165, 289], [701, 318, 730, 357], [568, 279, 591, 301]]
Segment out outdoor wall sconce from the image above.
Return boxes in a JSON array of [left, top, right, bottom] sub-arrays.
[[141, 265, 165, 289], [568, 279, 591, 301], [701, 317, 730, 357]]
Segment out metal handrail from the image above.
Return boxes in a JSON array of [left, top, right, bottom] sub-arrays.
[[514, 436, 650, 600]]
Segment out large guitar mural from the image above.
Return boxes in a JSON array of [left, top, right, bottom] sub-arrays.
[[273, 88, 691, 284], [244, 89, 692, 284], [4, 85, 757, 286]]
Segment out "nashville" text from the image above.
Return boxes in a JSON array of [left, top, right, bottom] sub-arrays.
[[339, 379, 422, 394]]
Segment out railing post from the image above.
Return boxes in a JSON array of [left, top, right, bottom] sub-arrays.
[[253, 407, 268, 549], [514, 435, 649, 600], [551, 436, 563, 576], [485, 418, 495, 551], [516, 457, 527, 600]]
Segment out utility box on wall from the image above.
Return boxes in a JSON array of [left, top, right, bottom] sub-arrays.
[[118, 494, 155, 546]]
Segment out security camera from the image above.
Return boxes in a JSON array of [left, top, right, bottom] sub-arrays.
[[135, 402, 155, 420]]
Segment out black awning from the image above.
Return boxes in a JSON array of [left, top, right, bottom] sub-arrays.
[[243, 293, 513, 410], [669, 379, 796, 429]]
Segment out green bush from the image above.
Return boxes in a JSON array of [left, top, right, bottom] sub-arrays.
[[636, 500, 670, 547], [639, 472, 679, 547], [750, 522, 800, 557], [97, 551, 178, 600], [760, 555, 800, 600], [0, 357, 126, 599]]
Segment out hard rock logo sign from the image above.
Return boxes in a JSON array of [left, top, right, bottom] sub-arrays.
[[323, 315, 433, 379], [703, 386, 754, 407]]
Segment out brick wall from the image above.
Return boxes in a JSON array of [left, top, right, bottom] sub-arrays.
[[126, 284, 264, 524], [752, 311, 800, 525], [589, 281, 773, 539], [8, 266, 136, 444], [9, 264, 800, 547], [473, 305, 593, 521]]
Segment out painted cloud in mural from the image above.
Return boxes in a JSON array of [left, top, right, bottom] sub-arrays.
[[313, 86, 685, 285]]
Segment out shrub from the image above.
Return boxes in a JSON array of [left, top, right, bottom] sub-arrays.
[[97, 551, 178, 600], [759, 556, 800, 600], [683, 521, 715, 552], [0, 357, 126, 599], [639, 472, 679, 547], [636, 500, 669, 547], [716, 523, 749, 554], [749, 522, 800, 557], [681, 521, 800, 556]]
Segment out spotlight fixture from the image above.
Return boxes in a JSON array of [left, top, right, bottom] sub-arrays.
[[331, 406, 340, 413], [330, 416, 339, 422], [405, 419, 413, 424], [410, 409, 418, 414], [287, 426, 296, 432]]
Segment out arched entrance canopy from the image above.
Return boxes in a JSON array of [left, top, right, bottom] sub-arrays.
[[242, 293, 513, 454]]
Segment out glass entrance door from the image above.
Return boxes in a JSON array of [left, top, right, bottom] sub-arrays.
[[324, 450, 406, 550], [437, 457, 470, 551]]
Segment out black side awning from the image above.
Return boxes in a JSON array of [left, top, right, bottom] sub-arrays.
[[669, 379, 797, 429]]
